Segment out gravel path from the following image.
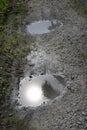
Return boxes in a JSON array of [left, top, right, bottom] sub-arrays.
[[19, 0, 87, 130]]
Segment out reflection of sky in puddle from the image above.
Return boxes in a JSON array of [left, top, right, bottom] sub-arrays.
[[26, 20, 63, 34], [18, 75, 63, 107], [20, 83, 44, 107]]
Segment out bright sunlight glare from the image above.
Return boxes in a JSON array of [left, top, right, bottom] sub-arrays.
[[25, 84, 43, 103]]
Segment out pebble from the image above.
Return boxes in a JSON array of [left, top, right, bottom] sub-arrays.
[[82, 111, 87, 116], [29, 75, 33, 78], [84, 123, 87, 129], [28, 63, 35, 67], [79, 117, 83, 122], [77, 121, 82, 125], [41, 72, 44, 75], [71, 75, 75, 80], [9, 113, 13, 117], [85, 116, 87, 121], [66, 107, 71, 113]]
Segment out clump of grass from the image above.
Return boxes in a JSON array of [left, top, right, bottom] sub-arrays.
[[0, 0, 29, 103], [0, 33, 31, 102], [0, 1, 31, 129], [0, 0, 8, 23], [0, 0, 28, 30], [0, 32, 32, 129], [13, 2, 28, 15], [2, 115, 20, 126]]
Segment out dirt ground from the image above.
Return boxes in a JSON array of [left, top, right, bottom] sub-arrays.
[[11, 0, 87, 130]]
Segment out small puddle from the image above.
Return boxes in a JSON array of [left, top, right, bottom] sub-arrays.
[[18, 74, 65, 107], [26, 20, 63, 35]]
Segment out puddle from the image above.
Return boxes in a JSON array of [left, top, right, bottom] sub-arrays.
[[26, 20, 63, 34], [18, 74, 65, 107]]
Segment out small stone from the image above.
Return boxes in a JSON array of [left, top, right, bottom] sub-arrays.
[[82, 111, 87, 116], [29, 75, 32, 78], [81, 34, 85, 37], [0, 67, 2, 69], [77, 121, 82, 125], [79, 117, 83, 122], [67, 85, 74, 92], [41, 72, 44, 75], [9, 113, 13, 117], [73, 103, 76, 106], [71, 75, 74, 80], [85, 116, 87, 121], [28, 63, 35, 67], [66, 107, 71, 113], [43, 102, 45, 104], [23, 107, 27, 111], [84, 123, 87, 129]]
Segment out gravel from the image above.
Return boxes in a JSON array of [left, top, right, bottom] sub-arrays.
[[15, 0, 87, 130]]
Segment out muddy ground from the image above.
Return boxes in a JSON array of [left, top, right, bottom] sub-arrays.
[[1, 0, 87, 130], [17, 0, 87, 130]]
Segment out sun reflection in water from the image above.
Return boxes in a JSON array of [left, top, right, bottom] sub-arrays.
[[18, 75, 65, 107], [25, 84, 43, 104]]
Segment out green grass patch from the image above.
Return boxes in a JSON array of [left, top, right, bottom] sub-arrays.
[[0, 0, 32, 104], [0, 0, 28, 30], [0, 0, 8, 24], [0, 32, 32, 129], [13, 2, 28, 14], [0, 32, 31, 101], [0, 1, 31, 129]]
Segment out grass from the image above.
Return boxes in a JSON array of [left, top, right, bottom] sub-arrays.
[[0, 1, 32, 129], [0, 0, 29, 101], [0, 0, 28, 31], [0, 32, 31, 102], [0, 0, 8, 23], [2, 114, 22, 127], [0, 0, 8, 30]]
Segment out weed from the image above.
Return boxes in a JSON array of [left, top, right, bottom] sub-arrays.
[[0, 1, 30, 129]]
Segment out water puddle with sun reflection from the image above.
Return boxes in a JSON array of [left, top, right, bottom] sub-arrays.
[[26, 20, 63, 35], [12, 19, 64, 108], [18, 74, 65, 107]]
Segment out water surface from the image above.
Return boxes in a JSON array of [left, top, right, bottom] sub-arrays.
[[18, 74, 65, 107], [26, 20, 63, 34]]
